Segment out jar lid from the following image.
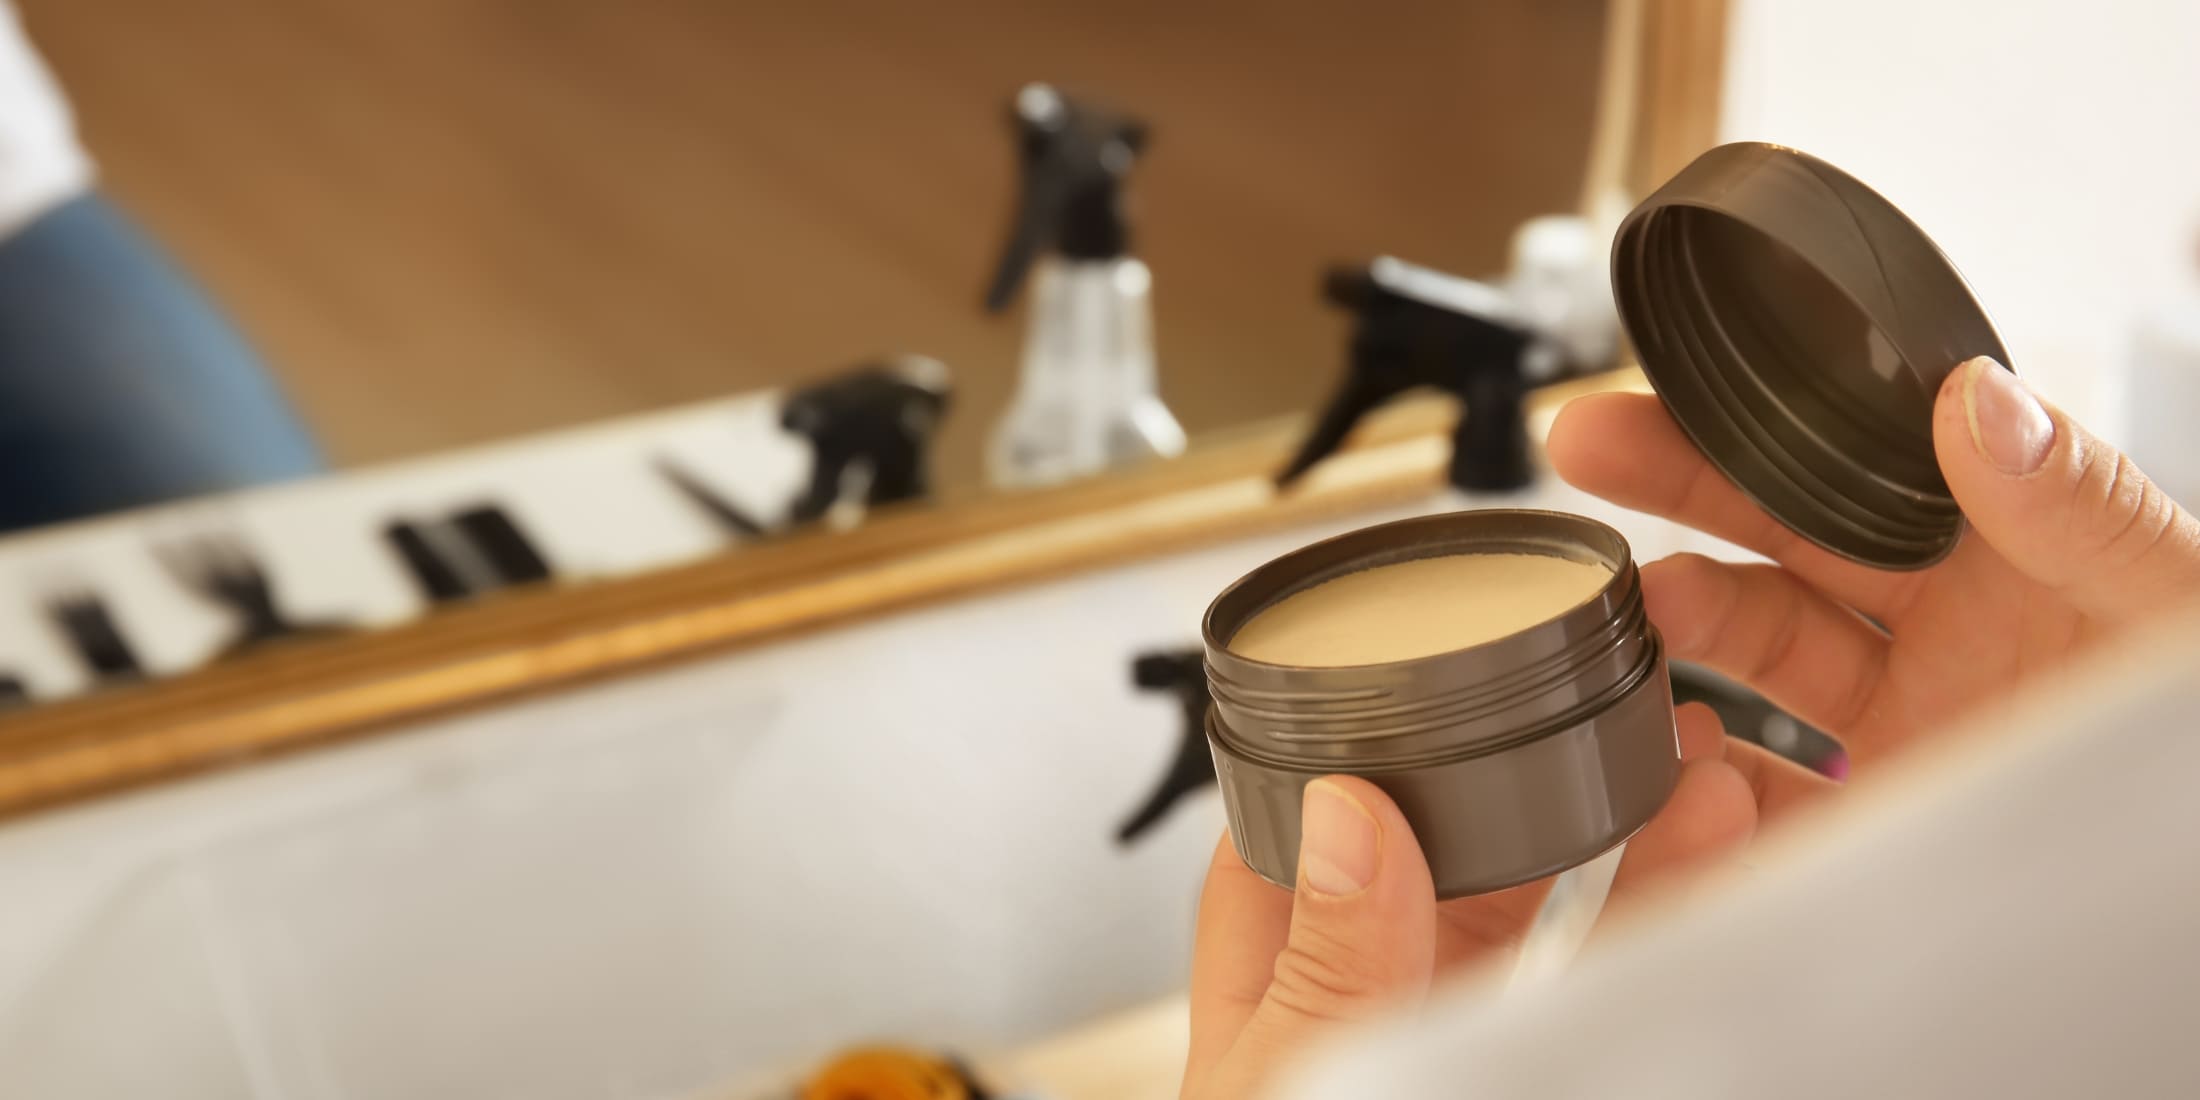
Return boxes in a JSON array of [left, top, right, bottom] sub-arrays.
[[1611, 142, 2012, 569]]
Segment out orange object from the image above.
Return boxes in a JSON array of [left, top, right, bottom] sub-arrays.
[[801, 1047, 971, 1100]]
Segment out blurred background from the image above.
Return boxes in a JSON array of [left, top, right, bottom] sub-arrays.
[[2, 2, 2200, 1098], [22, 0, 1607, 482]]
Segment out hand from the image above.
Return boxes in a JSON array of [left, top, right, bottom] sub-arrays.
[[1181, 356, 2200, 1099], [1180, 705, 1824, 1100], [1547, 356, 2200, 768]]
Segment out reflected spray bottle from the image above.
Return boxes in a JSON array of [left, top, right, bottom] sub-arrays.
[[982, 83, 1185, 489]]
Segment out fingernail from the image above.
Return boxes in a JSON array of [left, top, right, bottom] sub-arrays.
[[1817, 749, 1850, 783], [1300, 780, 1380, 897], [1961, 357, 2054, 476]]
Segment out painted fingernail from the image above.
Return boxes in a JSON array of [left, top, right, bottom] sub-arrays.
[[1961, 357, 2054, 476], [1817, 748, 1850, 782], [1300, 780, 1380, 897]]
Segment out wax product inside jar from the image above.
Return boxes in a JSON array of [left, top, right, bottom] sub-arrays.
[[1227, 552, 1613, 667], [1201, 510, 1673, 898]]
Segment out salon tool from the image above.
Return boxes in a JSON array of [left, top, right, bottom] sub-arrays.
[[1279, 208, 1625, 494], [451, 505, 553, 585], [653, 457, 769, 539], [1671, 662, 1847, 779], [780, 357, 951, 526], [983, 82, 1183, 487], [1279, 259, 1539, 494], [384, 520, 473, 604], [44, 589, 145, 684], [152, 530, 351, 655], [1116, 647, 1216, 845], [383, 503, 555, 604]]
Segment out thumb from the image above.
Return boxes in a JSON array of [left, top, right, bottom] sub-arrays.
[[1935, 355, 2200, 623], [1233, 778, 1437, 1062]]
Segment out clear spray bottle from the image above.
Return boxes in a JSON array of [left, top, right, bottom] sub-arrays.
[[981, 83, 1185, 489]]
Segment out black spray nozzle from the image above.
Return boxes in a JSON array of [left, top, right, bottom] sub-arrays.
[[0, 673, 28, 712], [1278, 258, 1538, 493], [1117, 647, 1215, 846], [780, 357, 953, 526], [1131, 651, 1196, 690], [1320, 266, 1381, 312], [983, 83, 1148, 313]]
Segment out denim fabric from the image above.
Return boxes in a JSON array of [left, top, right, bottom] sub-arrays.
[[0, 193, 323, 533]]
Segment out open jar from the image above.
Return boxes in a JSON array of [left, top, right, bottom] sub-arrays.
[[1204, 142, 2015, 897], [1203, 510, 1677, 898]]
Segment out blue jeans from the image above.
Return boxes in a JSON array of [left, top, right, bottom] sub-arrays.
[[0, 194, 323, 533]]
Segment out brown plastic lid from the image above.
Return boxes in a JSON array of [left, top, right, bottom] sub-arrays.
[[1612, 142, 2012, 569]]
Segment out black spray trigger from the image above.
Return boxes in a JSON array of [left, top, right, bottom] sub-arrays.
[[983, 82, 1145, 313], [1280, 258, 1538, 494], [1117, 647, 1216, 846]]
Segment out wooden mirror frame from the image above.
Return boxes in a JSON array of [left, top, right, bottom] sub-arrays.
[[0, 0, 1726, 820]]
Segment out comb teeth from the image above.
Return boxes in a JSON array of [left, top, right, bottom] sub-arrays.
[[44, 589, 144, 683]]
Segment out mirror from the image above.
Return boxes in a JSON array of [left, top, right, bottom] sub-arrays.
[[0, 2, 1736, 1095], [17, 0, 1612, 505], [0, 0, 1739, 721]]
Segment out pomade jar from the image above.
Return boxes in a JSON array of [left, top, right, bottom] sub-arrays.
[[1204, 510, 1675, 898], [1204, 143, 2013, 897]]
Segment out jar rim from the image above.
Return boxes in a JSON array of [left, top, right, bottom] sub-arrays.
[[1202, 510, 1658, 767]]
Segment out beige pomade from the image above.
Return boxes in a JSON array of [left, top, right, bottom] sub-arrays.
[[1229, 553, 1614, 666]]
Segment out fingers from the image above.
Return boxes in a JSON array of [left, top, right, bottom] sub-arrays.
[[1185, 779, 1436, 1097], [1607, 757, 1756, 908], [1673, 698, 1728, 762], [1672, 702, 1836, 820], [1935, 356, 2200, 626], [1669, 701, 1837, 824], [1608, 703, 1753, 890], [1549, 392, 1924, 623], [1583, 704, 1755, 931], [1423, 704, 1740, 972], [1607, 705, 1835, 915], [1185, 714, 1839, 1096], [1644, 554, 1896, 756], [1722, 735, 1841, 823], [1185, 832, 1294, 1089], [1212, 778, 1437, 1096]]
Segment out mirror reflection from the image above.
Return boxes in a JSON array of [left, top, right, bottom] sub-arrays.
[[0, 1, 1660, 1096], [0, 0, 1621, 704], [11, 1, 1607, 510]]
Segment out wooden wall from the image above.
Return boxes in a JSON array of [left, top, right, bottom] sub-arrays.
[[17, 1, 1608, 485]]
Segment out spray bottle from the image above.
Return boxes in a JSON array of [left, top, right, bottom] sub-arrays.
[[982, 83, 1184, 488]]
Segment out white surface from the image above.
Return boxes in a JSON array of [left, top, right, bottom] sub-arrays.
[[0, 470, 1726, 1099], [0, 391, 806, 701], [2126, 288, 2200, 507], [1720, 0, 2200, 438], [0, 2, 92, 236], [1287, 606, 2200, 1099]]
